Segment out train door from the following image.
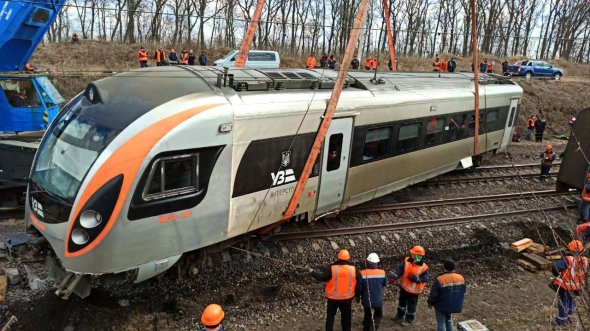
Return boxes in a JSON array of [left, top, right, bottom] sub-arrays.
[[315, 118, 353, 216], [499, 98, 519, 151]]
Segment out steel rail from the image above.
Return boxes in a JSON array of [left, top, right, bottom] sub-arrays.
[[343, 190, 574, 214], [420, 171, 558, 185], [453, 162, 561, 172], [267, 204, 577, 241]]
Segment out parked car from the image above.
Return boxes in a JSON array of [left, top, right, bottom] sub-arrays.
[[214, 50, 280, 68], [507, 60, 564, 80]]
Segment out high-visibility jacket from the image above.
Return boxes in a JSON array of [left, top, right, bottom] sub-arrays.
[[357, 268, 386, 307], [400, 257, 429, 294], [577, 222, 590, 235], [582, 184, 590, 202], [541, 151, 555, 166], [488, 64, 494, 73], [325, 264, 356, 300], [371, 59, 378, 69], [138, 50, 148, 62], [527, 119, 535, 128], [306, 57, 317, 69], [180, 53, 189, 65], [440, 61, 448, 72], [433, 61, 440, 71], [24, 64, 35, 71], [155, 50, 166, 63], [553, 256, 588, 291]]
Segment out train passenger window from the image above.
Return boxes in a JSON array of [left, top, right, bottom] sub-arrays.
[[363, 127, 391, 161], [486, 110, 499, 131], [448, 114, 468, 141], [425, 117, 446, 145], [327, 134, 343, 171], [397, 122, 421, 152], [143, 154, 199, 201], [468, 113, 485, 135], [507, 106, 516, 127]]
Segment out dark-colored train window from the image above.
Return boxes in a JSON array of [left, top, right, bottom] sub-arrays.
[[486, 110, 499, 131], [425, 117, 446, 145], [363, 127, 391, 161], [143, 154, 198, 201], [468, 113, 485, 135], [327, 134, 343, 171], [448, 114, 468, 141], [397, 122, 421, 152], [507, 106, 516, 127]]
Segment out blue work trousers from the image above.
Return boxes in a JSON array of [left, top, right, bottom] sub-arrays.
[[579, 200, 590, 222], [435, 309, 453, 331], [525, 128, 533, 140], [555, 289, 575, 325], [396, 289, 419, 323]]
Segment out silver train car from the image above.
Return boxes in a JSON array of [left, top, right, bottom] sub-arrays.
[[25, 67, 522, 296]]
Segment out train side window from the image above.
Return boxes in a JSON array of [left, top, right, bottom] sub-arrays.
[[397, 122, 421, 152], [143, 154, 199, 201], [448, 114, 468, 141], [468, 113, 485, 135], [327, 133, 343, 171], [363, 127, 391, 161], [425, 117, 446, 145], [507, 106, 516, 127], [486, 110, 499, 131]]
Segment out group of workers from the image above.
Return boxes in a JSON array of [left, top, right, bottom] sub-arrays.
[[432, 57, 457, 73], [138, 47, 208, 67], [524, 115, 548, 142], [306, 54, 398, 71], [310, 247, 465, 330]]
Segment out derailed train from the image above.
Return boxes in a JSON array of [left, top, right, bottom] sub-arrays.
[[557, 107, 590, 191], [25, 67, 523, 297]]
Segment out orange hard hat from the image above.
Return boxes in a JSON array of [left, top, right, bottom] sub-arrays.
[[337, 249, 351, 261], [568, 240, 584, 253], [546, 144, 553, 150], [409, 246, 426, 256], [201, 304, 225, 327]]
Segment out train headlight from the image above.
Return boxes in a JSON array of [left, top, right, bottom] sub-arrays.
[[80, 210, 102, 229], [71, 229, 89, 245]]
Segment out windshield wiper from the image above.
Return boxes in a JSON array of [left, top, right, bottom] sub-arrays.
[[28, 177, 73, 207]]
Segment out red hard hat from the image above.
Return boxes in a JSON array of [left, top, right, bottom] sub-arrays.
[[409, 246, 426, 256], [546, 144, 553, 150], [337, 249, 351, 261], [201, 304, 225, 327], [568, 240, 584, 253]]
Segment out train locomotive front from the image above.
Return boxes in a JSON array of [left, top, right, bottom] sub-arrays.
[[25, 68, 234, 297]]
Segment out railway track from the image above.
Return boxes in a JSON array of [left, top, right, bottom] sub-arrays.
[[268, 189, 577, 242]]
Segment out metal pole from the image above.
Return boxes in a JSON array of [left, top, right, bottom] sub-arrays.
[[470, 0, 480, 156], [383, 0, 396, 71], [235, 0, 265, 68]]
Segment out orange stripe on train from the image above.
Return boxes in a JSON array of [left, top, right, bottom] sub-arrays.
[[64, 104, 220, 258]]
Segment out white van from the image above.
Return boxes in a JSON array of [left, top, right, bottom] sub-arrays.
[[213, 50, 280, 69]]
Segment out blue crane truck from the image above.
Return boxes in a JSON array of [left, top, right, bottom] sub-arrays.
[[0, 0, 66, 206]]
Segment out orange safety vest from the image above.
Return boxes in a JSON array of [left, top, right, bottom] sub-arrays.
[[577, 222, 590, 235], [400, 257, 429, 294], [155, 50, 166, 63], [542, 151, 555, 166], [527, 119, 534, 128], [371, 59, 378, 69], [582, 185, 590, 202], [433, 61, 440, 71], [138, 50, 148, 62], [306, 57, 317, 69], [488, 64, 494, 72], [552, 256, 588, 291], [440, 61, 448, 72], [360, 268, 386, 279], [180, 53, 189, 65], [325, 264, 357, 300]]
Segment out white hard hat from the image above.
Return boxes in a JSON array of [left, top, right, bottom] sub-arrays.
[[367, 253, 380, 263], [572, 117, 576, 121]]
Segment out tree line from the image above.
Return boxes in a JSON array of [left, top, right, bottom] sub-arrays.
[[45, 0, 590, 62]]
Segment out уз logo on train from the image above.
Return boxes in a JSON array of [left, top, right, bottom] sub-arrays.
[[271, 169, 296, 187]]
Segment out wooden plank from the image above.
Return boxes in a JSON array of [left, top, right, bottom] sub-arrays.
[[521, 253, 552, 269], [517, 259, 538, 273], [511, 238, 533, 252], [526, 243, 547, 254], [546, 248, 566, 255], [546, 255, 563, 260], [0, 275, 7, 305]]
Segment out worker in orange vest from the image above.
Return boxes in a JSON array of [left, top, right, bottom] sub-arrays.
[[440, 59, 448, 73], [356, 253, 387, 331], [577, 172, 590, 225], [432, 58, 441, 72], [364, 57, 372, 70], [154, 47, 166, 66], [551, 240, 588, 326], [311, 249, 357, 331], [138, 47, 148, 68], [390, 246, 430, 327], [539, 144, 557, 182], [179, 49, 189, 65], [200, 304, 225, 331], [24, 63, 37, 72], [306, 54, 317, 69], [525, 116, 535, 140], [371, 56, 378, 70], [487, 61, 494, 73]]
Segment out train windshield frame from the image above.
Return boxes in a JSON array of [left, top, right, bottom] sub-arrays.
[[31, 95, 120, 202]]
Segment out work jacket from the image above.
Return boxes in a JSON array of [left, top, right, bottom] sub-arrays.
[[180, 53, 189, 65], [138, 50, 148, 61], [154, 50, 166, 63], [527, 119, 535, 128], [432, 61, 440, 71], [391, 257, 430, 294], [188, 54, 196, 65], [552, 256, 588, 291], [427, 272, 466, 314], [540, 151, 556, 166], [582, 183, 590, 202], [577, 222, 590, 236], [169, 53, 179, 62], [440, 61, 448, 72], [351, 59, 360, 69], [312, 260, 357, 301], [448, 60, 456, 72], [306, 57, 317, 69], [487, 64, 494, 73], [199, 54, 207, 65], [356, 265, 387, 308]]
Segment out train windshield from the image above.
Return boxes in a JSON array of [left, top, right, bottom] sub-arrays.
[[31, 96, 120, 201]]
